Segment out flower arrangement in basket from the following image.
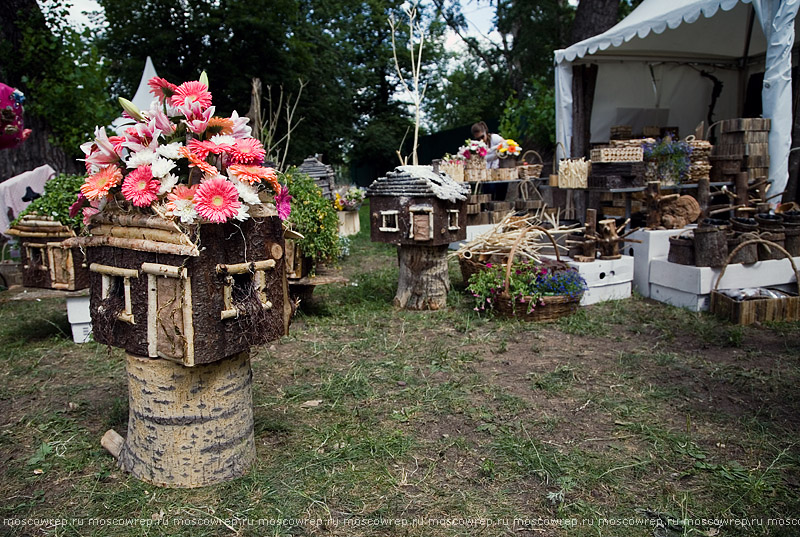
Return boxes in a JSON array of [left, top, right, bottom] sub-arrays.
[[642, 137, 693, 185], [439, 153, 465, 182], [465, 229, 586, 321], [496, 138, 521, 159], [458, 139, 489, 181], [467, 259, 586, 320], [70, 73, 290, 226], [334, 185, 366, 211]]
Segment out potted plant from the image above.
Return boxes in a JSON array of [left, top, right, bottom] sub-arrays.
[[495, 138, 521, 169], [466, 259, 587, 321], [334, 185, 366, 211], [280, 167, 341, 277], [643, 136, 693, 185], [458, 139, 489, 182]]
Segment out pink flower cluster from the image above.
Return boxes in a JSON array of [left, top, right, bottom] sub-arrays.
[[75, 75, 290, 225]]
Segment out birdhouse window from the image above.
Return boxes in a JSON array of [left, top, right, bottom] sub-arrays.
[[24, 243, 47, 270], [447, 209, 460, 231], [408, 205, 434, 241], [90, 263, 138, 324], [379, 210, 399, 232], [216, 260, 277, 320]]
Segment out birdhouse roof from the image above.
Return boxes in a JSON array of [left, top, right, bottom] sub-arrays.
[[366, 165, 469, 203]]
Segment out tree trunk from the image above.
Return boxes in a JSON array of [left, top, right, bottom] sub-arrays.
[[107, 351, 256, 488], [570, 0, 620, 45], [394, 245, 450, 310]]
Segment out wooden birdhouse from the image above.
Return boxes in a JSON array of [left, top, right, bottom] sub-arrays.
[[67, 209, 290, 367], [298, 155, 336, 200], [6, 215, 89, 290], [367, 165, 470, 247]]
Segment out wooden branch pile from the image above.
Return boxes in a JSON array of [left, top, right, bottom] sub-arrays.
[[558, 158, 590, 188]]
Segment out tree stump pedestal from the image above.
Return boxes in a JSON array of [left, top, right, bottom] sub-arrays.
[[394, 245, 450, 310], [102, 351, 255, 488]]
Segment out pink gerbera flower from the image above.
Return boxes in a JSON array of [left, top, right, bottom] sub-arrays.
[[121, 166, 160, 207], [229, 138, 266, 165], [274, 186, 292, 221], [170, 81, 212, 109], [148, 77, 178, 102], [81, 165, 123, 200], [193, 177, 241, 223]]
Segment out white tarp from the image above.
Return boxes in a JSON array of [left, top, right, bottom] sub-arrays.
[[112, 56, 159, 134], [554, 0, 799, 201]]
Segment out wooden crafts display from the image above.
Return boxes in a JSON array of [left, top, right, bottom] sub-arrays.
[[367, 165, 468, 310], [6, 215, 88, 290]]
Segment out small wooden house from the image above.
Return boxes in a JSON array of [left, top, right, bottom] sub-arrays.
[[67, 209, 290, 366], [6, 215, 89, 290], [367, 165, 470, 247], [298, 155, 336, 200]]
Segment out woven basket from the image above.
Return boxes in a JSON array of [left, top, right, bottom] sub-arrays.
[[488, 168, 518, 181], [440, 161, 465, 182], [518, 150, 543, 179], [464, 155, 487, 182], [590, 146, 643, 162], [493, 228, 581, 322]]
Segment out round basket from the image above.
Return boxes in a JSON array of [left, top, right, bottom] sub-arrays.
[[518, 150, 543, 179], [492, 227, 581, 322]]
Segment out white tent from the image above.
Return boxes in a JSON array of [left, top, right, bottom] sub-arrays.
[[112, 56, 159, 133], [554, 0, 799, 200]]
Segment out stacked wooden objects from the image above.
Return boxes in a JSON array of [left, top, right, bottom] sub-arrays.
[[586, 139, 647, 189], [710, 118, 770, 183], [687, 137, 712, 183], [5, 214, 88, 291]]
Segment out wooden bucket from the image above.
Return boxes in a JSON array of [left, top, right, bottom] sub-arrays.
[[693, 225, 727, 267], [784, 225, 800, 257], [726, 232, 758, 265], [668, 231, 695, 265], [758, 231, 786, 260]]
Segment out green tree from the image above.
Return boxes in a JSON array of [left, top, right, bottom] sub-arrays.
[[0, 0, 115, 177]]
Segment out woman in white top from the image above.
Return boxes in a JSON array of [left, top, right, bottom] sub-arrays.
[[471, 121, 505, 169]]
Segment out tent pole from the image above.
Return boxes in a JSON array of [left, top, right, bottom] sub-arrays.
[[738, 6, 756, 116]]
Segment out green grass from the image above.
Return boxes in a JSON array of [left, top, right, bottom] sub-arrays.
[[1, 207, 799, 536]]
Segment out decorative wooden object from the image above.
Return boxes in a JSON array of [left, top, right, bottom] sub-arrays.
[[5, 215, 88, 290], [567, 208, 640, 261], [102, 351, 256, 488], [66, 209, 289, 367], [367, 165, 468, 310], [644, 181, 702, 229], [298, 155, 336, 200]]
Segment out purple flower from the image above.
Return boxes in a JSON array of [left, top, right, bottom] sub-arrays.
[[274, 186, 292, 221]]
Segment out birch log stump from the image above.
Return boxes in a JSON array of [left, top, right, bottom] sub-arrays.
[[102, 351, 255, 488], [394, 245, 450, 310]]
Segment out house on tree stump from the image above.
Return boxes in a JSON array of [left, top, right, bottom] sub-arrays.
[[367, 165, 470, 246], [6, 215, 89, 290], [65, 209, 291, 367], [298, 155, 336, 200]]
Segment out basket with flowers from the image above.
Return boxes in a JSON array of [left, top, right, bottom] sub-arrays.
[[334, 185, 366, 211], [458, 139, 489, 182], [466, 230, 586, 321]]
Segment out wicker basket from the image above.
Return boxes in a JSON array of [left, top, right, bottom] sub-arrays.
[[518, 150, 544, 179], [710, 239, 800, 325], [590, 146, 644, 162], [464, 155, 488, 182], [488, 168, 518, 181], [440, 160, 465, 182], [493, 228, 582, 322]]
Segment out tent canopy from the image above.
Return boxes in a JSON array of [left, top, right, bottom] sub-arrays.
[[554, 0, 799, 200]]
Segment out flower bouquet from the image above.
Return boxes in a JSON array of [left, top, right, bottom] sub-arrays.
[[439, 153, 465, 182], [458, 139, 488, 182], [496, 138, 521, 159], [334, 185, 366, 211], [71, 72, 290, 228], [642, 137, 692, 185], [466, 259, 586, 321]]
